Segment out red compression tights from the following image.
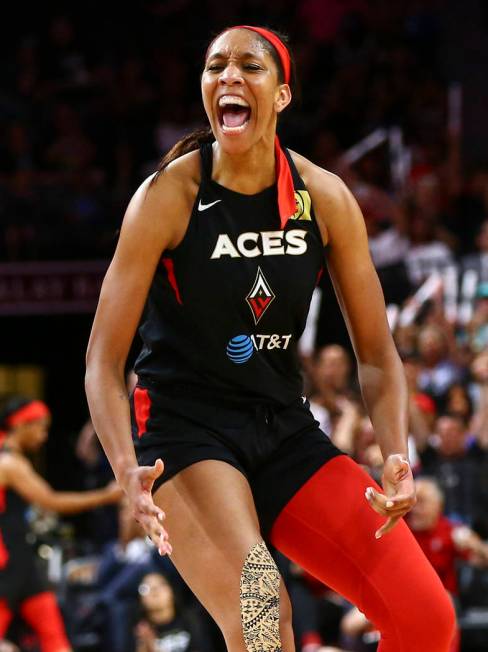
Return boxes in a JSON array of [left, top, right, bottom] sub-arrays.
[[270, 455, 456, 652], [0, 599, 13, 637], [3, 591, 71, 652]]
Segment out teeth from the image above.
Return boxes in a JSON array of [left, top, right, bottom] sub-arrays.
[[218, 95, 250, 108], [221, 122, 248, 134]]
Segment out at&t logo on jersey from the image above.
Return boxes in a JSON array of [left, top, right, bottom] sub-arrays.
[[226, 333, 292, 364], [211, 229, 308, 259], [226, 335, 255, 364]]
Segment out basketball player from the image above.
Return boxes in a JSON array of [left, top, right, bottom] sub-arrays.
[[85, 26, 455, 651], [0, 396, 122, 652]]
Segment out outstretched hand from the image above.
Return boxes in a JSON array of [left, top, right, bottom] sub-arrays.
[[365, 454, 416, 539], [122, 459, 172, 556]]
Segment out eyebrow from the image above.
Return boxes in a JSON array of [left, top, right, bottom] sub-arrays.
[[207, 50, 262, 61]]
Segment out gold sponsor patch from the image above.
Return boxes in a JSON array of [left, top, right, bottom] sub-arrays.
[[292, 190, 312, 221]]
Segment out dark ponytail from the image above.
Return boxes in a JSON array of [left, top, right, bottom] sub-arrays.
[[150, 126, 214, 185], [0, 395, 32, 432]]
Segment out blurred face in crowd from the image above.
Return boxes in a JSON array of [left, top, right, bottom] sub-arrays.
[[408, 213, 436, 244], [139, 573, 175, 617], [418, 326, 446, 365], [445, 384, 472, 422], [201, 28, 291, 154], [13, 416, 50, 452], [314, 345, 351, 390], [435, 415, 467, 457], [355, 416, 376, 461], [413, 174, 442, 217], [408, 479, 443, 531]]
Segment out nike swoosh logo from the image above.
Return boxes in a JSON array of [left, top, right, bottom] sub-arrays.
[[198, 199, 222, 211]]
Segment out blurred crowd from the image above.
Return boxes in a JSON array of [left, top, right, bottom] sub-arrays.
[[2, 1, 488, 651], [1, 0, 486, 272]]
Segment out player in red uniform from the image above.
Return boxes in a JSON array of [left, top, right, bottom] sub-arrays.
[[0, 396, 121, 652]]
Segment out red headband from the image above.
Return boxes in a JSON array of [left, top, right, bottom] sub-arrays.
[[232, 26, 291, 85], [5, 400, 50, 428], [208, 25, 295, 228]]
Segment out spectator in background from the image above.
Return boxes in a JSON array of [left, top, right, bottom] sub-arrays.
[[44, 103, 96, 176], [404, 207, 455, 286], [443, 383, 474, 426], [465, 281, 488, 354], [407, 478, 488, 596], [340, 605, 380, 651], [461, 219, 488, 283], [416, 325, 463, 402], [134, 572, 203, 652], [417, 413, 488, 532], [407, 477, 488, 652], [91, 497, 174, 652], [470, 350, 488, 450], [308, 344, 355, 434], [403, 352, 436, 447], [351, 181, 411, 304]]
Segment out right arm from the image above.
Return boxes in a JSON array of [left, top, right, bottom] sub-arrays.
[[0, 454, 120, 514], [85, 156, 197, 553]]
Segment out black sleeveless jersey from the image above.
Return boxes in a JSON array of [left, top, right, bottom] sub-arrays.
[[134, 143, 325, 406], [0, 450, 30, 566]]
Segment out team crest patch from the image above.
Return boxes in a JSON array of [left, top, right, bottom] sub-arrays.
[[246, 267, 275, 324], [292, 190, 312, 221]]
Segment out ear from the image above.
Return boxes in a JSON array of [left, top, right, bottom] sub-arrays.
[[275, 84, 292, 114]]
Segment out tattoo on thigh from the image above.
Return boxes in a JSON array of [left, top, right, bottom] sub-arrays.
[[240, 541, 282, 652]]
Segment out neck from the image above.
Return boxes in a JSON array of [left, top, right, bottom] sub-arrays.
[[212, 135, 276, 194]]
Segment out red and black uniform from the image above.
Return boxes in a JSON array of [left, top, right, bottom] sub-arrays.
[[135, 142, 324, 404], [0, 448, 48, 607], [0, 410, 70, 652], [130, 142, 455, 651], [132, 143, 342, 534]]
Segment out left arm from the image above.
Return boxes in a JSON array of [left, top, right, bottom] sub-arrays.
[[304, 162, 415, 537]]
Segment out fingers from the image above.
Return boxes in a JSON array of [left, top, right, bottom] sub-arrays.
[[138, 511, 172, 556], [153, 458, 164, 477], [140, 459, 165, 492], [364, 486, 414, 538], [365, 487, 415, 515], [134, 494, 172, 556], [375, 516, 400, 539]]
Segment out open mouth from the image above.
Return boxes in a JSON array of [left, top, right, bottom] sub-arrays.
[[218, 95, 251, 134]]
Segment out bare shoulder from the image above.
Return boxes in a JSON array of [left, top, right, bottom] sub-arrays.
[[289, 150, 363, 245], [289, 149, 354, 212], [122, 149, 201, 250], [0, 451, 30, 486]]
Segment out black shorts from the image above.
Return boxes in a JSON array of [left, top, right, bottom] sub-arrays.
[[0, 544, 49, 608], [130, 381, 343, 537]]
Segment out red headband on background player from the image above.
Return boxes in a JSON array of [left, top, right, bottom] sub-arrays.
[[5, 400, 50, 428], [209, 25, 296, 228]]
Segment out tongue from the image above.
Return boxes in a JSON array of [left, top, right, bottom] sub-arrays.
[[222, 108, 249, 128]]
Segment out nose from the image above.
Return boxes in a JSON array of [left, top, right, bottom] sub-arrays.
[[219, 62, 243, 86]]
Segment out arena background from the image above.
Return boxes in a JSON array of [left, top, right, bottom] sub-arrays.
[[1, 1, 488, 650]]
